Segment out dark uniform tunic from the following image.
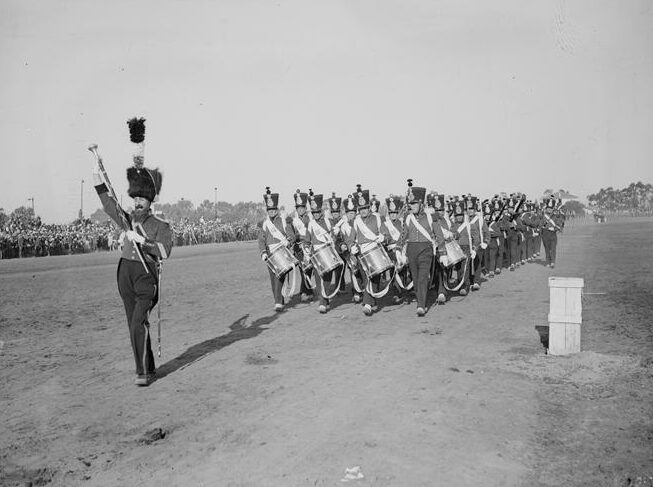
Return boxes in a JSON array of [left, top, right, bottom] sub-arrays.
[[95, 182, 173, 377]]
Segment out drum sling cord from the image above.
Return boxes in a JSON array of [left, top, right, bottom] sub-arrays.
[[265, 240, 300, 299], [443, 257, 469, 292]]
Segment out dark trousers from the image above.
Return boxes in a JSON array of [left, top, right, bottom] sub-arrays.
[[117, 258, 157, 376], [469, 249, 482, 285], [406, 242, 433, 308], [500, 235, 509, 268], [458, 245, 472, 291], [430, 258, 446, 295], [507, 233, 519, 266], [267, 268, 287, 305], [362, 274, 381, 306], [484, 237, 501, 273], [541, 230, 557, 265], [315, 269, 335, 306]]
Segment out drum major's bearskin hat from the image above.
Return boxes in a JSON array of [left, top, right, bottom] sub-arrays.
[[126, 117, 162, 202], [308, 189, 323, 212], [386, 194, 403, 213], [405, 179, 426, 204], [294, 189, 308, 208], [329, 192, 342, 213], [354, 184, 370, 209], [263, 187, 279, 210]]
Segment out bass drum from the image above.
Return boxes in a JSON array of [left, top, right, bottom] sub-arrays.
[[266, 245, 297, 278], [310, 244, 343, 277], [358, 243, 393, 279]]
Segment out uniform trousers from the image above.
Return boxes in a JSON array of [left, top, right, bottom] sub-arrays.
[[507, 232, 520, 266], [406, 242, 433, 309], [117, 258, 158, 376], [267, 268, 287, 305], [315, 269, 335, 306], [484, 237, 501, 273], [541, 229, 558, 265]]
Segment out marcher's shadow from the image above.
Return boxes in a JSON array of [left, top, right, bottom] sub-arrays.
[[535, 325, 549, 350], [156, 313, 278, 379]]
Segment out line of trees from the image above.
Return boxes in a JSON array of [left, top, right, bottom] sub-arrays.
[[587, 182, 653, 214]]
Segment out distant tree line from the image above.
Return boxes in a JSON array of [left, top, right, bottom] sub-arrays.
[[587, 182, 653, 215]]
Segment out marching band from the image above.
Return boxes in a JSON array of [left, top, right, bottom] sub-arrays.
[[259, 180, 566, 316]]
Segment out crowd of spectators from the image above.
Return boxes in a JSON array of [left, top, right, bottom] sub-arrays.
[[0, 215, 258, 260]]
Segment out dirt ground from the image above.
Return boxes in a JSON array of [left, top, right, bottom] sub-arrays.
[[1, 217, 652, 487]]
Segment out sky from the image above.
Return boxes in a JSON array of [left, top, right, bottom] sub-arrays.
[[1, 0, 652, 223]]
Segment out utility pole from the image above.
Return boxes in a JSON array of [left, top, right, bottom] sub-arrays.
[[27, 197, 34, 214], [80, 179, 84, 220]]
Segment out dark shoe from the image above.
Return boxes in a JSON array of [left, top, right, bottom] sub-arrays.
[[495, 268, 501, 275], [437, 293, 446, 304], [274, 303, 284, 312], [300, 293, 312, 303], [471, 283, 481, 291], [318, 304, 327, 314], [550, 263, 555, 268], [459, 288, 468, 296], [488, 271, 495, 278], [392, 295, 403, 305], [363, 304, 373, 316], [509, 265, 515, 272], [416, 307, 426, 317]]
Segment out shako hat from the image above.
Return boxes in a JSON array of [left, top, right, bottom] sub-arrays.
[[453, 199, 465, 217], [308, 189, 323, 212], [344, 194, 357, 212], [263, 187, 279, 210], [126, 117, 162, 202], [354, 184, 370, 209], [370, 194, 381, 213], [482, 199, 492, 216], [465, 196, 479, 211], [405, 179, 426, 204], [329, 192, 342, 213], [385, 194, 404, 213], [294, 189, 308, 208]]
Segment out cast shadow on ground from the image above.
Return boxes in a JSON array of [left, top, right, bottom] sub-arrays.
[[156, 313, 279, 379], [535, 324, 549, 350]]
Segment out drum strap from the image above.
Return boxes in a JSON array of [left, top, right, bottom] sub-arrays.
[[308, 219, 333, 246], [366, 267, 395, 298], [353, 215, 379, 243], [384, 218, 401, 242], [263, 218, 289, 247], [292, 216, 307, 237], [443, 257, 469, 292], [469, 215, 484, 246], [318, 264, 345, 300], [406, 213, 433, 243]]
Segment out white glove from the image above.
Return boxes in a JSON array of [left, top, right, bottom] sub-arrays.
[[125, 230, 146, 244], [442, 229, 453, 241], [471, 250, 477, 260], [350, 245, 359, 255], [387, 243, 397, 250], [340, 243, 348, 252], [439, 255, 449, 266], [261, 253, 268, 261], [375, 235, 384, 244], [480, 242, 488, 250]]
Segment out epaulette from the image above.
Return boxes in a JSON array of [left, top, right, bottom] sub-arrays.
[[152, 214, 171, 225]]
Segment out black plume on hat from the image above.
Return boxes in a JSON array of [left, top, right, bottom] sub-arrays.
[[127, 117, 146, 143]]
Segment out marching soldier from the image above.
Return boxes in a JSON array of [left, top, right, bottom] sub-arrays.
[[384, 194, 408, 305], [482, 198, 502, 278], [328, 193, 347, 293], [461, 196, 489, 291], [397, 180, 438, 316], [291, 189, 314, 302], [258, 187, 296, 312], [541, 197, 562, 268], [428, 192, 451, 305], [303, 190, 343, 313], [346, 184, 388, 316], [505, 195, 521, 271], [91, 117, 173, 387], [450, 199, 471, 295], [341, 194, 365, 303]]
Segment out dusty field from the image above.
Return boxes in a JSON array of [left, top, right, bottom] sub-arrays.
[[1, 217, 652, 487]]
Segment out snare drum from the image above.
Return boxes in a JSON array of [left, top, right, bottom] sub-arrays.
[[444, 240, 466, 267], [266, 244, 297, 278], [358, 243, 393, 279], [310, 244, 343, 277]]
